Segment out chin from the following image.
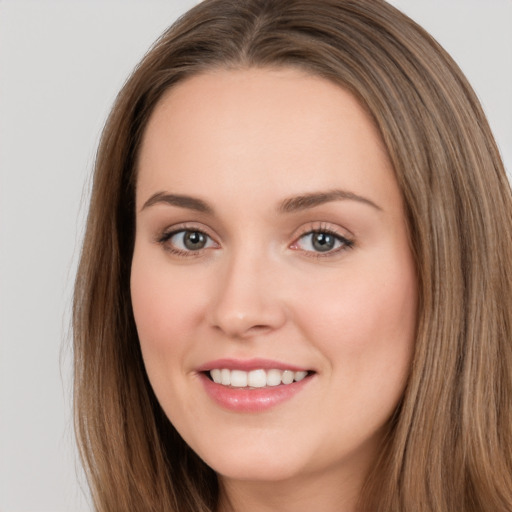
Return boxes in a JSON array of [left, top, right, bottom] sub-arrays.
[[193, 441, 310, 483], [210, 458, 304, 483]]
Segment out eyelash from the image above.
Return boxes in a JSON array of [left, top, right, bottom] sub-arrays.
[[157, 224, 354, 258], [292, 225, 354, 258], [158, 224, 218, 258]]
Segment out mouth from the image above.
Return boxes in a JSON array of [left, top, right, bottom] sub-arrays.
[[205, 368, 312, 388], [197, 358, 315, 411]]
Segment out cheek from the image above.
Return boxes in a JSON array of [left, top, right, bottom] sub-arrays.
[[130, 249, 207, 371], [294, 252, 417, 379]]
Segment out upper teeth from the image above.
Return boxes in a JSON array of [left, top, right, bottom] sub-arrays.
[[209, 368, 308, 388]]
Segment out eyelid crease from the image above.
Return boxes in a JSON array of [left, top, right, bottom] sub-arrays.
[[292, 221, 355, 241]]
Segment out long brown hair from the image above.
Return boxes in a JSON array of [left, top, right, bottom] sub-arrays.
[[73, 1, 512, 510]]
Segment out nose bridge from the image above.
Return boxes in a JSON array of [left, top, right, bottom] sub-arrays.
[[208, 244, 285, 338]]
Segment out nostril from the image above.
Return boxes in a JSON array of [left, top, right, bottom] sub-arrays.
[[248, 325, 271, 332], [211, 320, 274, 339]]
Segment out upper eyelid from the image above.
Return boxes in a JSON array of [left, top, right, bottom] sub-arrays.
[[158, 223, 216, 241], [293, 221, 354, 240]]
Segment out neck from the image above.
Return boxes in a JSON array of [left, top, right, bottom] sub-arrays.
[[216, 463, 366, 512]]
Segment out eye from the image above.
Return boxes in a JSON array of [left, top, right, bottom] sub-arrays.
[[291, 229, 354, 255], [159, 228, 218, 254]]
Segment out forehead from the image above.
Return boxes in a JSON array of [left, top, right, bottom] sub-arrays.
[[141, 66, 385, 153], [136, 67, 398, 211]]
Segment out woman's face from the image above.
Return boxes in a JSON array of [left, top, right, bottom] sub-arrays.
[[131, 68, 417, 491]]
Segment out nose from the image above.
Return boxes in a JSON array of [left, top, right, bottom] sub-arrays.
[[207, 251, 287, 339]]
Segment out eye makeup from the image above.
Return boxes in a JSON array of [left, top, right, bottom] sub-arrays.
[[155, 220, 355, 260]]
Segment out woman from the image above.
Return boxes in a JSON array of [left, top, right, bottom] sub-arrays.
[[73, 0, 512, 510]]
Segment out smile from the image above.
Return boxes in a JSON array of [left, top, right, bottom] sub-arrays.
[[209, 368, 309, 388], [197, 360, 315, 412]]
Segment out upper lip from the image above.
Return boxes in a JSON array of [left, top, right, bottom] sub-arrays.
[[196, 358, 311, 372]]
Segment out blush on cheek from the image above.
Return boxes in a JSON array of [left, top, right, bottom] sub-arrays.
[[304, 276, 415, 363], [131, 267, 207, 374]]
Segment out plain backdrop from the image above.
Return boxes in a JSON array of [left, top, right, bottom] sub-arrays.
[[0, 1, 510, 511]]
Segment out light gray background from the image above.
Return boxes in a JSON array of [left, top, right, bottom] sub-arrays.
[[0, 1, 510, 511]]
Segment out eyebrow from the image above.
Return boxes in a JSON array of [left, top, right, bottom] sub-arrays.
[[140, 188, 381, 215], [141, 192, 213, 213], [278, 189, 382, 213]]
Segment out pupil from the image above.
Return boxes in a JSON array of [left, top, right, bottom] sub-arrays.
[[312, 232, 335, 252], [184, 231, 206, 250]]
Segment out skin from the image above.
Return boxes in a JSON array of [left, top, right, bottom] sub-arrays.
[[131, 67, 417, 512]]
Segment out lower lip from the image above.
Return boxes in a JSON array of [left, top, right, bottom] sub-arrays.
[[199, 373, 312, 413]]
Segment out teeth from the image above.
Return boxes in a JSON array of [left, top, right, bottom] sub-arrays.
[[294, 371, 307, 382], [221, 368, 230, 385], [208, 368, 309, 388], [248, 369, 267, 388], [266, 369, 282, 387], [230, 370, 247, 388], [211, 369, 222, 384], [282, 370, 294, 385]]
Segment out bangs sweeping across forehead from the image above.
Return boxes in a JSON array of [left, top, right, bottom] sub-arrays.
[[73, 1, 512, 511]]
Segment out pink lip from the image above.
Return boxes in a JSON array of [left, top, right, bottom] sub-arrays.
[[196, 359, 314, 413], [196, 358, 309, 372]]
